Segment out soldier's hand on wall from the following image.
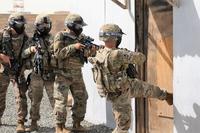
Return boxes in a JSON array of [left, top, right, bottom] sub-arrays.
[[0, 53, 11, 67], [74, 43, 85, 50]]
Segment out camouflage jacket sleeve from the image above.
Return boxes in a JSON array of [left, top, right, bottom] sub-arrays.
[[0, 54, 2, 63], [0, 32, 3, 63], [110, 49, 146, 65], [53, 31, 76, 60], [21, 38, 34, 59], [0, 32, 2, 54]]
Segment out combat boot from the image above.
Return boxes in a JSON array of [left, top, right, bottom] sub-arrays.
[[72, 120, 88, 131], [16, 121, 25, 133], [55, 123, 63, 133], [25, 120, 38, 132], [166, 92, 173, 105]]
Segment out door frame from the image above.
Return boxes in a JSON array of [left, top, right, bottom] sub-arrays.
[[135, 0, 173, 133], [135, 0, 149, 132]]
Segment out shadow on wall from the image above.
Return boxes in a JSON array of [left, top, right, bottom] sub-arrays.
[[174, 0, 200, 57], [174, 103, 200, 133]]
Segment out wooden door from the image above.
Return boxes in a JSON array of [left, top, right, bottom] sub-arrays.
[[135, 0, 173, 132], [147, 0, 173, 132]]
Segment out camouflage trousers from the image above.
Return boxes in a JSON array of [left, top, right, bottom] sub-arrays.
[[109, 78, 167, 133], [12, 75, 28, 123], [54, 72, 88, 124], [0, 73, 10, 120], [0, 73, 28, 123], [28, 73, 54, 121]]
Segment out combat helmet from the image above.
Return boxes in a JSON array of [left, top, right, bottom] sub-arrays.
[[64, 13, 87, 36], [34, 14, 52, 35], [8, 13, 26, 34], [99, 24, 125, 47]]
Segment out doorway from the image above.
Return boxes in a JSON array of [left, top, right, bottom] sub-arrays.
[[135, 0, 173, 133]]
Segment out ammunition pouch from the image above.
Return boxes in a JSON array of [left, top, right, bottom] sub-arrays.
[[92, 65, 129, 97]]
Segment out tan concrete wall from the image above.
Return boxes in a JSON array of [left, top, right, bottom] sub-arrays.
[[0, 13, 69, 36]]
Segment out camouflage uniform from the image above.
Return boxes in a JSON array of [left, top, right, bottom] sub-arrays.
[[22, 14, 55, 131], [89, 24, 172, 133], [0, 33, 10, 124], [0, 13, 30, 132], [53, 13, 88, 130], [23, 35, 55, 117]]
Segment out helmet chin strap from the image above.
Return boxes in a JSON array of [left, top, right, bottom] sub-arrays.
[[116, 37, 122, 48]]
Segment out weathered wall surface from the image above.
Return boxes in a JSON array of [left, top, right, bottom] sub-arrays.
[[174, 0, 200, 133], [0, 13, 68, 36]]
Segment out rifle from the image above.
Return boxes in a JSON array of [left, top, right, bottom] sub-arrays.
[[79, 35, 99, 49], [2, 34, 22, 82], [63, 33, 99, 63], [26, 73, 32, 86], [78, 35, 100, 63], [33, 37, 44, 76]]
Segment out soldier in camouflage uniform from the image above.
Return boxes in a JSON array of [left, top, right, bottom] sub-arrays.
[[22, 14, 55, 132], [53, 13, 89, 133], [0, 32, 10, 126], [0, 13, 30, 132], [88, 24, 173, 133]]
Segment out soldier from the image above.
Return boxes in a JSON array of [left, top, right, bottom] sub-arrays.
[[0, 13, 30, 132], [0, 32, 10, 126], [0, 38, 10, 125], [88, 24, 173, 133], [53, 13, 89, 133], [22, 14, 55, 132]]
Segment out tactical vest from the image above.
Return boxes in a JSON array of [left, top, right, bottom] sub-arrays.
[[90, 48, 129, 97], [0, 27, 28, 76], [59, 32, 83, 70], [32, 33, 56, 80]]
